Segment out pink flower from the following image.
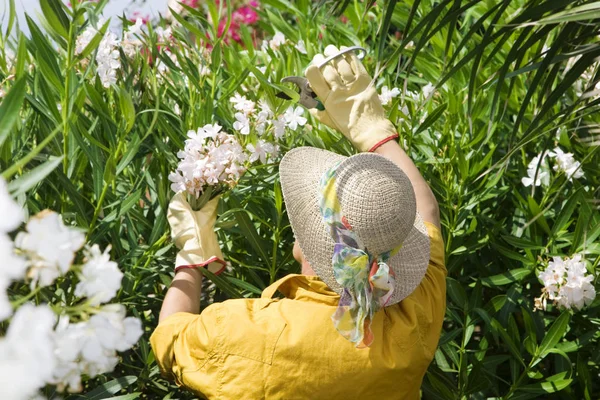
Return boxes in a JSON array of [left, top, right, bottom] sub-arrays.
[[128, 12, 149, 24], [233, 6, 259, 25], [181, 0, 200, 8]]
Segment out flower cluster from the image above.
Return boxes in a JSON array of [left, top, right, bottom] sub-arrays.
[[535, 254, 596, 311], [75, 19, 145, 87], [169, 124, 248, 196], [522, 147, 584, 187], [0, 178, 142, 397], [51, 304, 142, 392]]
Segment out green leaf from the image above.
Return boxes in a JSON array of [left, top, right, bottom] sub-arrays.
[[7, 156, 64, 196], [491, 319, 525, 366], [0, 77, 27, 147], [40, 0, 70, 38], [76, 376, 138, 399], [446, 277, 467, 310], [228, 195, 271, 266], [527, 196, 551, 236], [481, 268, 531, 287], [104, 393, 141, 400], [197, 267, 242, 298], [537, 312, 570, 359], [118, 87, 136, 134]]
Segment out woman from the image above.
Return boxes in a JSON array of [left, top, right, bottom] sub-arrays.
[[151, 45, 446, 399]]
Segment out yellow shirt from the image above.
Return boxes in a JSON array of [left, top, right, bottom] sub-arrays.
[[150, 222, 446, 399]]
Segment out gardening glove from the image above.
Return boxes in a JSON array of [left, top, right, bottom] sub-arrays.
[[305, 45, 399, 152], [167, 193, 227, 274]]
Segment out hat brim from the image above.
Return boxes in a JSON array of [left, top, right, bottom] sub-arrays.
[[280, 147, 430, 305]]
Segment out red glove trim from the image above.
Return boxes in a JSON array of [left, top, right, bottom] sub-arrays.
[[368, 134, 399, 152], [175, 256, 227, 275]]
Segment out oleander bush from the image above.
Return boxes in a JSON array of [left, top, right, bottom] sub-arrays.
[[0, 0, 599, 398]]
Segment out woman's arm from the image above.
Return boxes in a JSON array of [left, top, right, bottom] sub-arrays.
[[158, 268, 203, 323], [374, 140, 440, 228]]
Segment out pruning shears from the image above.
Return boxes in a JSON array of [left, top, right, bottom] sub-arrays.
[[275, 46, 367, 111]]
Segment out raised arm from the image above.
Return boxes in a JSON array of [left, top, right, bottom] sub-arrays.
[[305, 45, 439, 228], [374, 141, 440, 228]]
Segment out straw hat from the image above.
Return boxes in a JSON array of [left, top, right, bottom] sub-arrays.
[[280, 147, 430, 305]]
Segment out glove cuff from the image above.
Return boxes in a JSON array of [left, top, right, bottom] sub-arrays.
[[175, 252, 227, 275], [367, 133, 399, 152]]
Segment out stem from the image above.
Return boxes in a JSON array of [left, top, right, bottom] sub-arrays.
[[11, 286, 43, 308]]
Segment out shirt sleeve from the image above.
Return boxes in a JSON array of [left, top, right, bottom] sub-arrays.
[[150, 304, 221, 385]]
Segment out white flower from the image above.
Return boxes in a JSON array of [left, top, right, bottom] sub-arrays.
[[75, 25, 97, 56], [422, 83, 435, 99], [96, 31, 121, 88], [284, 106, 307, 131], [548, 147, 584, 180], [295, 39, 307, 54], [203, 123, 222, 140], [0, 235, 27, 321], [199, 64, 211, 76], [230, 93, 255, 115], [121, 18, 144, 58], [269, 32, 286, 51], [75, 245, 123, 306], [522, 152, 550, 187], [155, 27, 172, 43], [537, 254, 596, 311], [233, 112, 250, 135], [0, 177, 23, 233], [379, 86, 400, 106], [247, 140, 274, 164], [15, 211, 85, 288], [174, 103, 181, 116], [0, 304, 56, 400], [273, 115, 287, 139]]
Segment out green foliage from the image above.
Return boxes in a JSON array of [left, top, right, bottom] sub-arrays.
[[0, 0, 599, 398]]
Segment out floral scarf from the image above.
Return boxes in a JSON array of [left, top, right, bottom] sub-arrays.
[[319, 162, 401, 347]]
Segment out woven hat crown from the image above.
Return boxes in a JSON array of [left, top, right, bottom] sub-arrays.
[[333, 153, 416, 255]]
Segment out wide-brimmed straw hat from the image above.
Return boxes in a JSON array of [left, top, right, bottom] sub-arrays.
[[280, 147, 430, 306]]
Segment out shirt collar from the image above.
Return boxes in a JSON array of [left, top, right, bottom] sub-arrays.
[[262, 274, 340, 306]]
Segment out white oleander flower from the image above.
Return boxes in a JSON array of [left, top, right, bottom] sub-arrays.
[[0, 177, 23, 233], [15, 211, 85, 288], [284, 106, 307, 131], [230, 94, 255, 115], [0, 235, 27, 321], [75, 25, 97, 56], [247, 140, 274, 164], [174, 103, 181, 116], [522, 152, 551, 187], [422, 83, 435, 99], [96, 31, 121, 88], [379, 86, 400, 106], [536, 254, 596, 311], [273, 115, 287, 139], [233, 112, 251, 135], [170, 125, 248, 196], [121, 18, 144, 58], [75, 245, 123, 306], [295, 39, 307, 54], [269, 32, 286, 51], [548, 147, 584, 180], [0, 304, 56, 400]]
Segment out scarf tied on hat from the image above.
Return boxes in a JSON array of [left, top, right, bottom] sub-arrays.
[[319, 162, 401, 348]]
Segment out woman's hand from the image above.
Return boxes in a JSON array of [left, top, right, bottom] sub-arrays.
[[305, 45, 399, 153], [167, 193, 227, 274]]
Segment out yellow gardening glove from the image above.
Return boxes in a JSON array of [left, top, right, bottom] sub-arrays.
[[305, 45, 399, 152], [167, 193, 226, 274]]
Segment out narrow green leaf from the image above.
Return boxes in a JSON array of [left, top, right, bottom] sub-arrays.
[[481, 268, 531, 287], [537, 312, 570, 359], [76, 376, 137, 400], [40, 0, 70, 38], [0, 77, 26, 147], [118, 87, 136, 134], [7, 156, 64, 196]]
